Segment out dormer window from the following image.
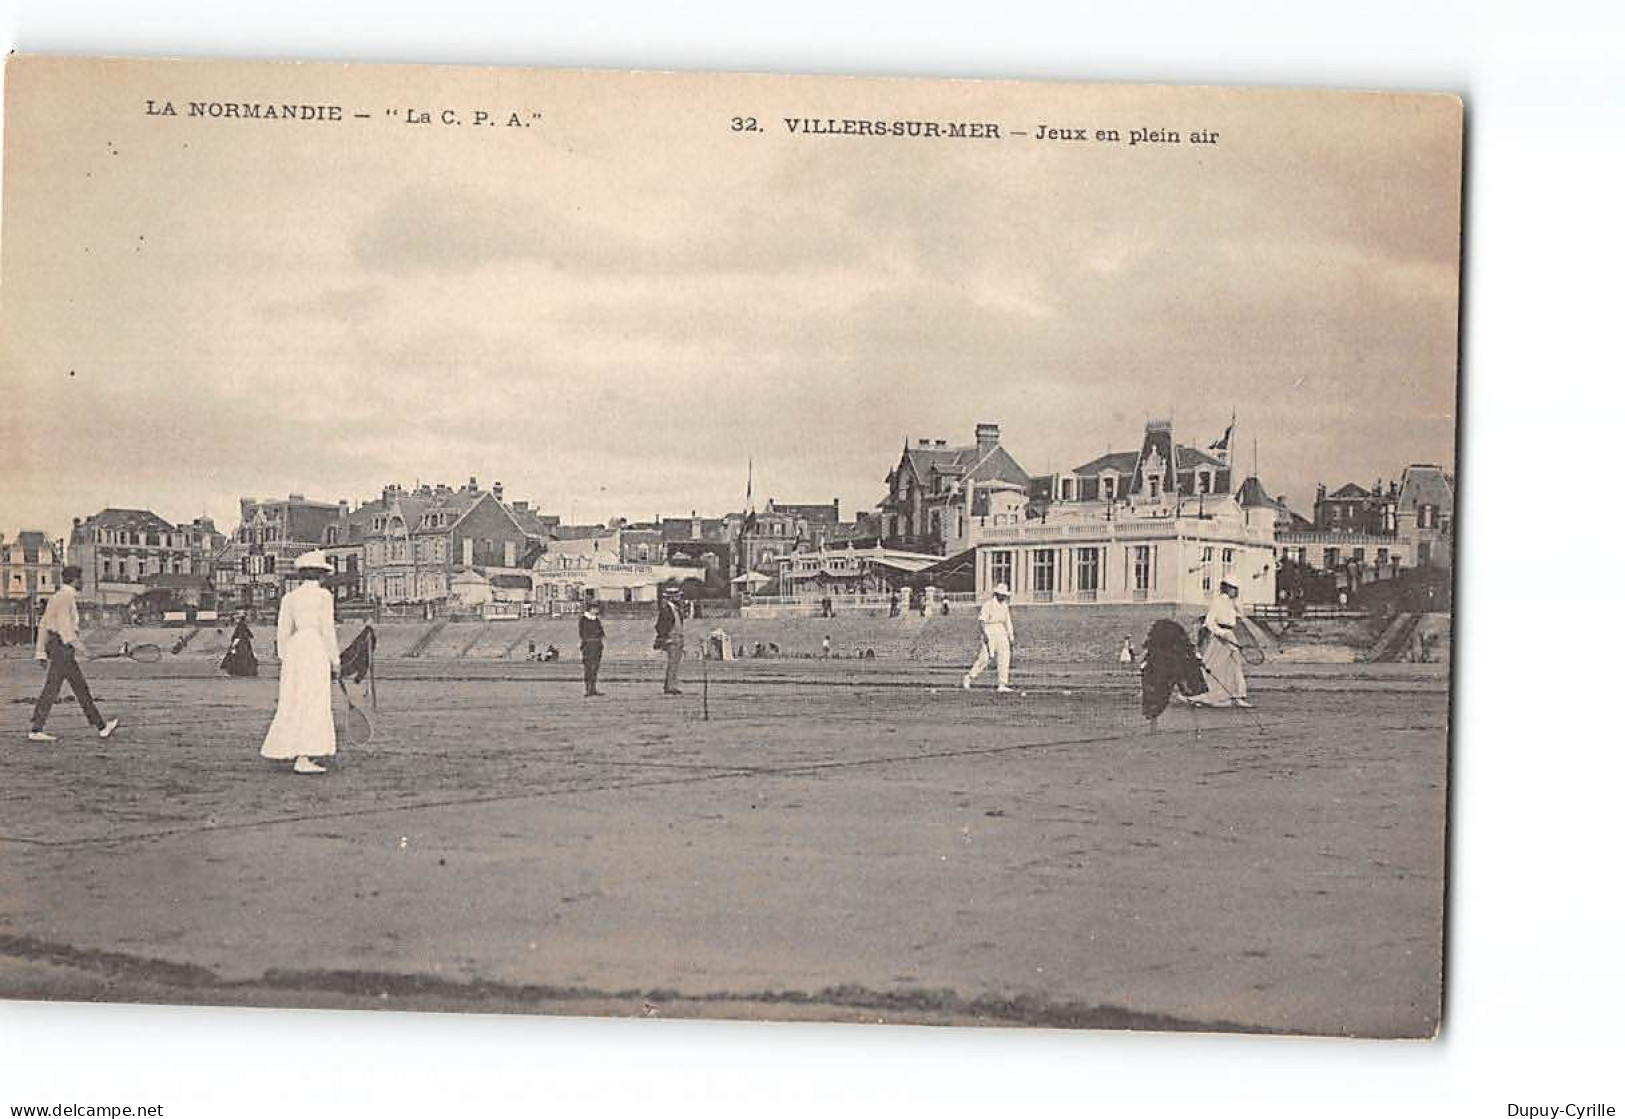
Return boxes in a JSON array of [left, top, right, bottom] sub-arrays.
[[1102, 475, 1117, 501]]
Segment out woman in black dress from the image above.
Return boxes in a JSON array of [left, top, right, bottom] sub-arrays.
[[220, 615, 258, 677]]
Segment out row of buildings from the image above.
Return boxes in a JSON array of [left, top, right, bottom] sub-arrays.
[[3, 420, 1454, 619], [803, 418, 1452, 609]]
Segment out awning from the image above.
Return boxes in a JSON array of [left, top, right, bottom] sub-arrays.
[[910, 547, 978, 589], [867, 555, 938, 576]]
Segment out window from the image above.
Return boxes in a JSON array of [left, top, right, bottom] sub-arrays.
[[1148, 476, 1161, 500], [1352, 547, 1366, 565], [1222, 547, 1234, 572], [1418, 504, 1437, 529], [990, 550, 1013, 591], [1133, 545, 1153, 593], [1101, 475, 1117, 501], [1377, 547, 1389, 567], [1323, 547, 1340, 570], [1197, 471, 1211, 494], [1075, 547, 1101, 593], [1032, 549, 1055, 596], [1060, 477, 1076, 502], [1418, 542, 1432, 566]]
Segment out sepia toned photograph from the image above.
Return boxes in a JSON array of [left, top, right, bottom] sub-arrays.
[[1, 54, 1461, 1040]]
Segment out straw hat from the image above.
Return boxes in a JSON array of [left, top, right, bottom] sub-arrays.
[[294, 549, 330, 571]]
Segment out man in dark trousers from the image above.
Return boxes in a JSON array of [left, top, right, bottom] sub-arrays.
[[579, 599, 605, 697], [654, 584, 685, 695], [28, 566, 118, 743]]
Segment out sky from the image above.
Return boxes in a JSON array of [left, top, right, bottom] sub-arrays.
[[1, 57, 1462, 542]]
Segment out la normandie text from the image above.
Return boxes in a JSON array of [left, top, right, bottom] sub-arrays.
[[146, 99, 344, 122]]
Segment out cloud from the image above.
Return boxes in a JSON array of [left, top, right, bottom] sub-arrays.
[[1, 71, 1461, 540]]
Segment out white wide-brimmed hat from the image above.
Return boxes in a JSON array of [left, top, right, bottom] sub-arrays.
[[294, 549, 330, 571], [993, 582, 1011, 596]]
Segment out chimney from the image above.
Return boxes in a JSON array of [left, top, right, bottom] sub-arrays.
[[917, 438, 931, 448], [338, 500, 350, 517], [289, 493, 305, 502], [493, 481, 504, 503], [975, 423, 1000, 455], [691, 511, 700, 540], [833, 498, 840, 520], [468, 476, 479, 492]]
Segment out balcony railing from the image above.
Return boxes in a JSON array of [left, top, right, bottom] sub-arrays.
[[970, 518, 1187, 544]]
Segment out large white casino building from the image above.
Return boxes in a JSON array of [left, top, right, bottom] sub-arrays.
[[963, 419, 1280, 609]]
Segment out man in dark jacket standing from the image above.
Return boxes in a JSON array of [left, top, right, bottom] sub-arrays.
[[579, 599, 605, 697], [654, 584, 685, 695]]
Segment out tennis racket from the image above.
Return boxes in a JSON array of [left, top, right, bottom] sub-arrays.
[[94, 643, 162, 663], [338, 679, 374, 745], [1234, 625, 1267, 666]]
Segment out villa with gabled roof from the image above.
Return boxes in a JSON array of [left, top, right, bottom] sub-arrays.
[[963, 418, 1278, 608], [878, 422, 1032, 555]]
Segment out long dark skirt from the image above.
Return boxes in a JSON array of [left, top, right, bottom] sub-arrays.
[[221, 635, 258, 677], [1140, 619, 1206, 720]]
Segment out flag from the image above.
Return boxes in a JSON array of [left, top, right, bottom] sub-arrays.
[[1209, 410, 1236, 453], [743, 458, 758, 531]]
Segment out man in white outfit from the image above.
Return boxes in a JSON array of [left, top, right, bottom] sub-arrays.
[[963, 582, 1016, 693]]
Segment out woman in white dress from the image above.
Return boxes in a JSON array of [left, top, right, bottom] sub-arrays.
[[261, 550, 341, 774], [1189, 579, 1253, 709]]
